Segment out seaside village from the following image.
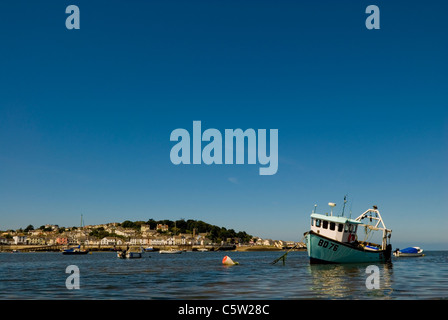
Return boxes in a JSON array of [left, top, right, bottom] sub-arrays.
[[0, 222, 304, 251]]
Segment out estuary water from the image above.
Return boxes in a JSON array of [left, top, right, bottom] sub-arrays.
[[0, 250, 447, 300]]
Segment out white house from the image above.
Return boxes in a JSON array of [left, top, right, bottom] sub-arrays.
[[84, 238, 100, 246], [29, 229, 43, 236], [174, 235, 186, 245], [165, 236, 186, 245], [129, 237, 149, 245], [13, 235, 27, 245], [149, 238, 167, 246], [114, 228, 137, 238], [100, 237, 122, 246], [0, 237, 11, 244]]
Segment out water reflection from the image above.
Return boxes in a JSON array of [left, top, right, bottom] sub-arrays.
[[307, 262, 394, 299]]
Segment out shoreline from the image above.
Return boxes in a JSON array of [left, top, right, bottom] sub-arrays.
[[234, 245, 306, 252], [0, 244, 307, 253]]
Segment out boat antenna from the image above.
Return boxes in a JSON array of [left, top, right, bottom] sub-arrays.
[[313, 204, 317, 214]]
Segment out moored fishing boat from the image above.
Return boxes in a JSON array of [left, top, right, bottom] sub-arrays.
[[306, 199, 392, 264]]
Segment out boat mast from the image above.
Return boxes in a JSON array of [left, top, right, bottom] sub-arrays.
[[341, 195, 347, 217]]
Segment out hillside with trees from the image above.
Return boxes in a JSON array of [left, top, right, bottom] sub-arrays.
[[119, 218, 253, 244]]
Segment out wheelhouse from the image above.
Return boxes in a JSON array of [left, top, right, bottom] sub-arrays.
[[310, 213, 362, 244]]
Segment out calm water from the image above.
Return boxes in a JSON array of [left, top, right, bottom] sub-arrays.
[[0, 250, 447, 300]]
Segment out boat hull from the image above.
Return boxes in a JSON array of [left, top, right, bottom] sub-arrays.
[[393, 252, 424, 257], [306, 232, 391, 264], [159, 250, 182, 254], [62, 251, 89, 255], [126, 252, 142, 259], [117, 251, 142, 259]]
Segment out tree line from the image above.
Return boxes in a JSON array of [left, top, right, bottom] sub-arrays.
[[121, 218, 253, 243]]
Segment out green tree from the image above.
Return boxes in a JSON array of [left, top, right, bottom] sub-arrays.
[[121, 220, 137, 229], [146, 219, 157, 229], [89, 227, 110, 239]]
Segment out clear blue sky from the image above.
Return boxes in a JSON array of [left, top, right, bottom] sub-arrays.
[[1, 1, 447, 249]]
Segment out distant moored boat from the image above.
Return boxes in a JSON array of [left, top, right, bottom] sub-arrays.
[[62, 245, 89, 255], [393, 247, 424, 257], [159, 249, 182, 254]]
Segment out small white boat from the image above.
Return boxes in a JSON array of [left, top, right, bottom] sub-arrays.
[[197, 248, 208, 252], [126, 251, 142, 259], [393, 247, 424, 257], [159, 249, 182, 254], [117, 249, 143, 259]]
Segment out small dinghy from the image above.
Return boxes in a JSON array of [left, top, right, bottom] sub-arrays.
[[159, 249, 182, 254], [117, 247, 143, 259], [62, 245, 89, 255], [393, 247, 424, 257], [126, 251, 142, 259], [117, 250, 143, 259]]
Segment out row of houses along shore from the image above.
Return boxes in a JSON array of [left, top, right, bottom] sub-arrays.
[[0, 222, 305, 251]]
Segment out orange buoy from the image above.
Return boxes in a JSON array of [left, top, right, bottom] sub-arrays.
[[222, 255, 239, 265]]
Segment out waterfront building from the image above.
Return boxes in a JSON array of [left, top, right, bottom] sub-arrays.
[[100, 237, 123, 246], [0, 237, 10, 244], [27, 236, 46, 245], [84, 238, 100, 246], [55, 236, 69, 245], [12, 235, 27, 245], [149, 238, 167, 246], [129, 237, 149, 246]]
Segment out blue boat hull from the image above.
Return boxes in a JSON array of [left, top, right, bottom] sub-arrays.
[[306, 232, 391, 264]]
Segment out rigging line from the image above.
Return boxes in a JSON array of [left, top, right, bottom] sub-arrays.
[[341, 194, 348, 216], [271, 233, 307, 265]]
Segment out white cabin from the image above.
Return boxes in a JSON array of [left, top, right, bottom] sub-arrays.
[[310, 213, 362, 244]]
